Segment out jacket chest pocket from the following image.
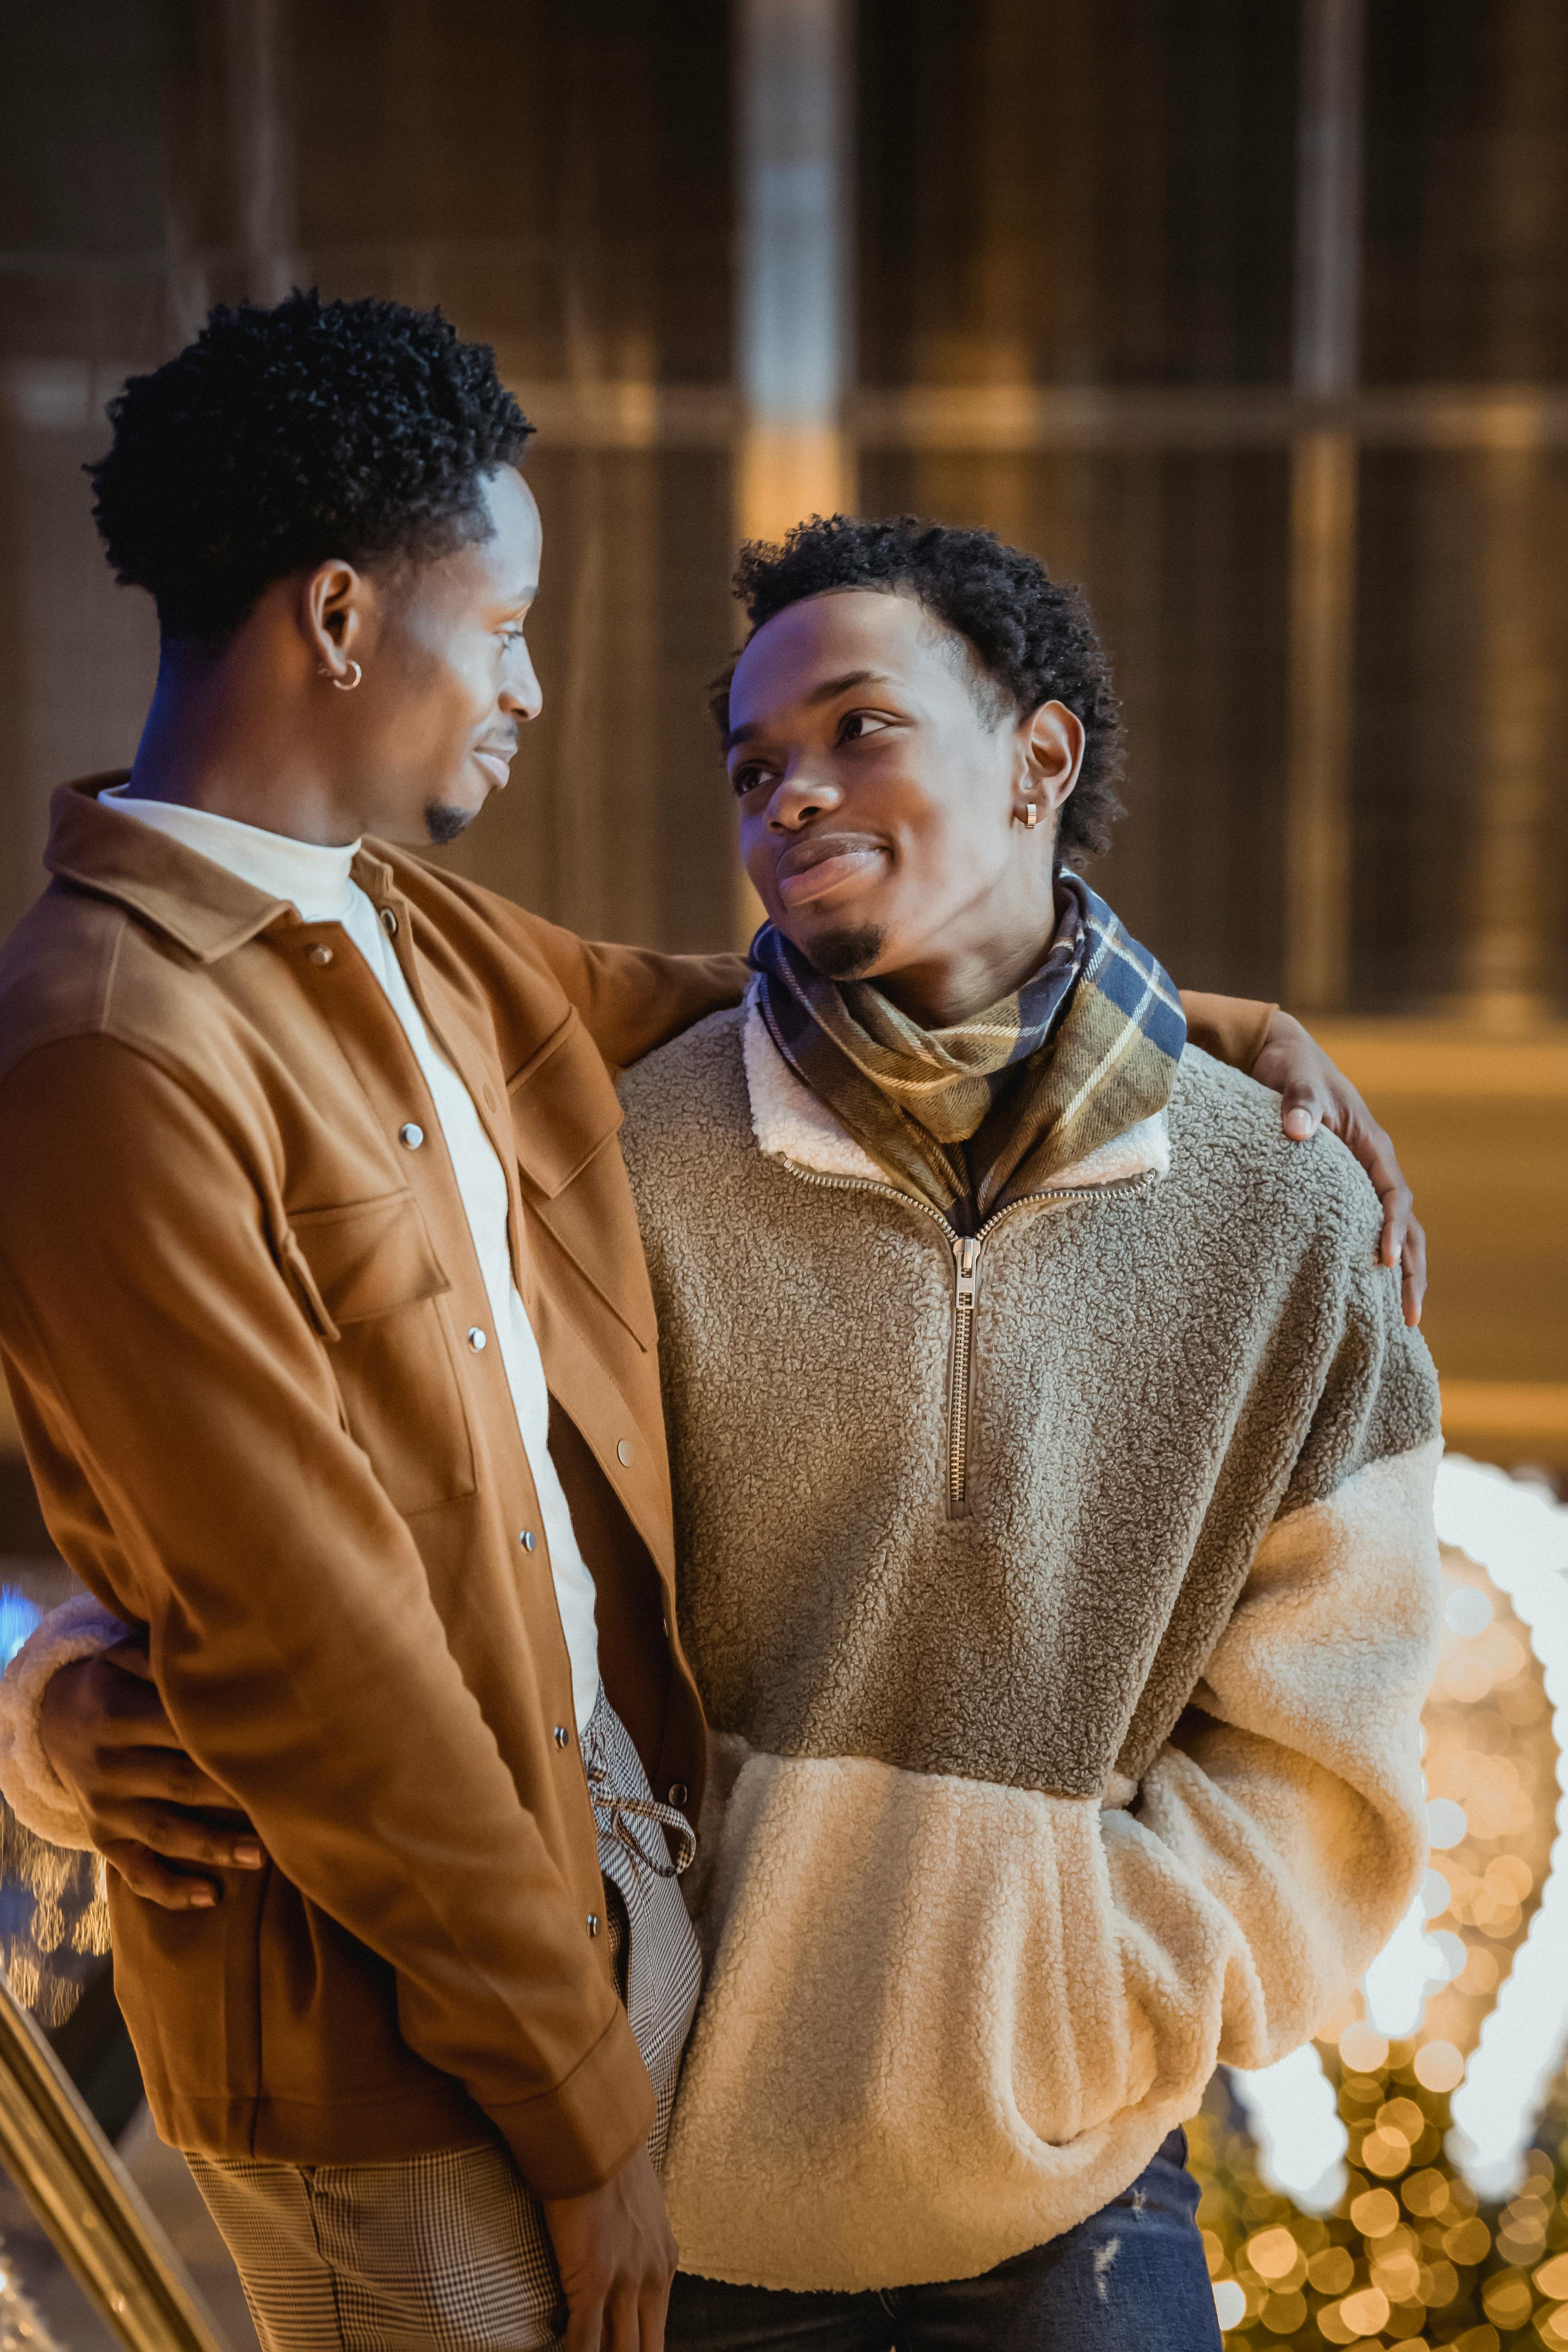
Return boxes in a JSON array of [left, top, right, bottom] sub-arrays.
[[282, 1192, 477, 1518]]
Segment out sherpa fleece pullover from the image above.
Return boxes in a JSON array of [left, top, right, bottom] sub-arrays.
[[615, 994, 1443, 2295]]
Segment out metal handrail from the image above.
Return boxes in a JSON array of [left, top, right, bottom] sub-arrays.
[[0, 1967, 227, 2352]]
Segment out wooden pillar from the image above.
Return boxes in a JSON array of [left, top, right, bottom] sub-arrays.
[[1284, 0, 1363, 1012], [733, 0, 854, 941]]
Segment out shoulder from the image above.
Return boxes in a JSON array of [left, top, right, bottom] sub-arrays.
[[616, 1008, 751, 1199], [379, 845, 542, 937], [375, 848, 567, 990], [0, 883, 263, 1152], [620, 1003, 748, 1105], [0, 880, 156, 1088], [1168, 1044, 1383, 1266], [1172, 1051, 1439, 1476]]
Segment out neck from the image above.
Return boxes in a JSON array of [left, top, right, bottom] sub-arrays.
[[127, 647, 363, 847], [870, 868, 1066, 1028]]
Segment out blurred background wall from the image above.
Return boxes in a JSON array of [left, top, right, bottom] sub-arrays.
[[0, 1, 1565, 1461], [1, 11, 1568, 2347]]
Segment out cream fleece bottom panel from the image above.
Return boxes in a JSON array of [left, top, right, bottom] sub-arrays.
[[664, 1753, 1202, 2294]]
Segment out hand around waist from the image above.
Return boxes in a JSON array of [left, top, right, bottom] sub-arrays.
[[40, 1640, 265, 1909]]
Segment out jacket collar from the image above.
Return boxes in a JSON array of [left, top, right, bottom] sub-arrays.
[[45, 776, 403, 964], [741, 987, 1170, 1195], [46, 776, 298, 963]]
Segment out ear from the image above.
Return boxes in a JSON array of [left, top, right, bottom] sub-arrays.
[[299, 560, 376, 685], [1017, 700, 1086, 824]]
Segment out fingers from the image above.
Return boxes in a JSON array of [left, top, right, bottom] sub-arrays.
[[87, 1743, 240, 1811], [92, 1667, 185, 1747], [1276, 1055, 1426, 1328], [1351, 1129, 1425, 1324], [46, 1653, 181, 1752], [1327, 1119, 1426, 1327], [1279, 1086, 1324, 1142], [1400, 1211, 1428, 1328], [99, 1839, 223, 1911], [638, 2271, 673, 2352], [562, 2262, 670, 2352], [106, 1798, 264, 1871], [560, 2294, 605, 2352], [1377, 1184, 1411, 1274], [605, 2281, 643, 2352], [144, 1752, 241, 1810], [545, 2147, 677, 2352], [1253, 1011, 1335, 1144]]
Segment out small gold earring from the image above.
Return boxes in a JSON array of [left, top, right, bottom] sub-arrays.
[[1020, 801, 1039, 829], [319, 659, 362, 692]]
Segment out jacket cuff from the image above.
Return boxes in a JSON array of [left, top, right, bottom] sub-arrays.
[[0, 1594, 127, 1848], [488, 2001, 657, 2199]]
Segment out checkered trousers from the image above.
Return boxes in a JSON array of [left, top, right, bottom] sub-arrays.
[[187, 1689, 702, 2352]]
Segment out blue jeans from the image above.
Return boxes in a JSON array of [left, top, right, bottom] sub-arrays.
[[665, 2130, 1221, 2352]]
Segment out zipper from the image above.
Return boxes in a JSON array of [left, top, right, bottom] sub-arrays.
[[778, 1160, 1147, 1520], [949, 1236, 978, 1513]]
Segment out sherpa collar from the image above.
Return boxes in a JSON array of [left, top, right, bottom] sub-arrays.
[[742, 984, 1170, 1198], [748, 872, 1183, 1229]]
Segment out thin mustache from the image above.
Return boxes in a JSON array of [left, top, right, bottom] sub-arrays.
[[777, 832, 882, 869]]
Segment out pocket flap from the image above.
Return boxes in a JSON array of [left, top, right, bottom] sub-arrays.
[[508, 1012, 623, 1201], [286, 1192, 451, 1333]]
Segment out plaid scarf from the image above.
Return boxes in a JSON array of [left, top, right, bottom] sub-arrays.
[[751, 872, 1186, 1230]]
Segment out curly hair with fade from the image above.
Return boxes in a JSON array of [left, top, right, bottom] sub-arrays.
[[88, 289, 533, 649], [718, 513, 1125, 863]]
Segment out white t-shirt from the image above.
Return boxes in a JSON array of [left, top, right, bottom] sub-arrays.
[[106, 790, 602, 1728]]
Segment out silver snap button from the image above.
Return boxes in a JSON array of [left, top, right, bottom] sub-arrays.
[[379, 906, 399, 936], [554, 1725, 569, 1748], [616, 1439, 632, 1466], [398, 1122, 424, 1150], [587, 1913, 600, 1939], [467, 1326, 487, 1352], [520, 1529, 536, 1551], [667, 1781, 689, 1807], [307, 944, 334, 966]]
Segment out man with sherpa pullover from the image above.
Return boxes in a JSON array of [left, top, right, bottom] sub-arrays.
[[610, 517, 1442, 2350]]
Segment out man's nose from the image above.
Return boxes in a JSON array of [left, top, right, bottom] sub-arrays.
[[767, 759, 843, 829], [501, 644, 543, 724]]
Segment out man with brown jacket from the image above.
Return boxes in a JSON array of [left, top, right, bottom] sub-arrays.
[[0, 295, 1417, 2352], [0, 292, 745, 2352]]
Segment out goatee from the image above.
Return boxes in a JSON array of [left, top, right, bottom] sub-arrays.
[[806, 923, 886, 981], [424, 803, 473, 846]]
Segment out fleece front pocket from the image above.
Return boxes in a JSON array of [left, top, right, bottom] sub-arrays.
[[284, 1192, 477, 1516]]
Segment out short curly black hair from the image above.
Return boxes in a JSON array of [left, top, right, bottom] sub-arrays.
[[718, 513, 1125, 862], [88, 290, 533, 647]]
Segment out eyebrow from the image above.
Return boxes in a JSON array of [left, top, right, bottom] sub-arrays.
[[723, 669, 895, 753]]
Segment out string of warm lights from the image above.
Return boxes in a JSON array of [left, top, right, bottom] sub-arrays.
[[1438, 1460, 1568, 2202], [1197, 1453, 1568, 2347], [0, 2239, 65, 2352]]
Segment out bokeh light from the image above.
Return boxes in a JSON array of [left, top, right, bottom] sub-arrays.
[[1198, 1457, 1568, 2345]]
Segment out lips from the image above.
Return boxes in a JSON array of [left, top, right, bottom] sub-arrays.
[[472, 744, 515, 790], [774, 834, 888, 909]]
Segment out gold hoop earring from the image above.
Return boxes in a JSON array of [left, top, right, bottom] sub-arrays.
[[1018, 800, 1039, 829], [322, 660, 362, 692]]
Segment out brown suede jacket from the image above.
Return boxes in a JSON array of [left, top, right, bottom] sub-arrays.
[[0, 778, 1273, 2191]]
